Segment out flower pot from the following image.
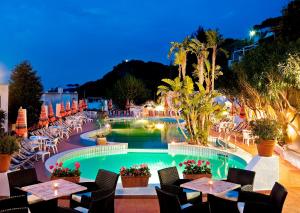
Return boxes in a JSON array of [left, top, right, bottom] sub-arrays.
[[51, 176, 80, 183], [183, 173, 212, 180], [97, 137, 107, 145], [121, 176, 150, 187], [0, 154, 11, 173], [257, 139, 276, 157]]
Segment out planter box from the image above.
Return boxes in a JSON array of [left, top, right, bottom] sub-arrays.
[[257, 140, 276, 157], [0, 154, 11, 173], [183, 173, 212, 180], [97, 137, 107, 145], [51, 176, 80, 183], [121, 176, 150, 187]]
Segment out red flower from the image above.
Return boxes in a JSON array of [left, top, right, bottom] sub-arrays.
[[206, 161, 210, 166], [197, 160, 202, 166], [59, 162, 63, 167], [191, 160, 196, 164], [179, 163, 183, 167], [55, 162, 58, 166], [49, 165, 54, 170], [75, 162, 80, 169]]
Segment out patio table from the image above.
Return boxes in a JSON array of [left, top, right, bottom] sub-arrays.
[[180, 177, 241, 201], [21, 179, 87, 201]]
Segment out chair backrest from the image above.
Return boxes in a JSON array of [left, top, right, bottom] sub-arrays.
[[207, 194, 239, 213], [155, 187, 182, 213], [0, 195, 28, 211], [158, 167, 180, 186], [0, 208, 29, 213], [227, 168, 255, 189], [8, 168, 39, 195], [95, 169, 119, 192], [270, 182, 288, 213], [89, 190, 115, 213]]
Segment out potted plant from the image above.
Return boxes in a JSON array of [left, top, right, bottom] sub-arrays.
[[179, 160, 212, 180], [95, 134, 107, 145], [250, 118, 282, 157], [120, 164, 151, 187], [0, 135, 20, 172], [49, 162, 81, 183]]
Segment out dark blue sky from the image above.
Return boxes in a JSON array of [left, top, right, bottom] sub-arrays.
[[0, 0, 287, 89]]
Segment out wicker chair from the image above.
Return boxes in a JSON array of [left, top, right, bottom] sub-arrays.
[[59, 190, 115, 213], [238, 182, 288, 213], [7, 168, 40, 196], [0, 195, 28, 211], [207, 194, 239, 213], [7, 168, 58, 213], [158, 167, 202, 204], [156, 187, 208, 213], [0, 208, 30, 213], [71, 169, 119, 210], [226, 168, 256, 192]]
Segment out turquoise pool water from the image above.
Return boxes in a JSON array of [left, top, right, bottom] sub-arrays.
[[63, 151, 247, 183], [103, 118, 185, 149]]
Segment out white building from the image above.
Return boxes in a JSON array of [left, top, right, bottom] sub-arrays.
[[0, 84, 9, 131]]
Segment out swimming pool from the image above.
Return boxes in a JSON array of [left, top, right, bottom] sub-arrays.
[[86, 118, 185, 149], [62, 150, 247, 183]]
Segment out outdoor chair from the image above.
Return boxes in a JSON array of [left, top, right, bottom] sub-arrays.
[[58, 190, 115, 213], [226, 168, 256, 192], [0, 208, 30, 213], [207, 194, 239, 213], [237, 182, 288, 213], [71, 169, 119, 209], [0, 195, 28, 211], [155, 187, 208, 213], [158, 167, 202, 205], [7, 168, 58, 213]]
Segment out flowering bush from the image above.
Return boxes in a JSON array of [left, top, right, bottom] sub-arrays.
[[49, 162, 81, 177], [120, 164, 151, 177], [179, 160, 211, 175]]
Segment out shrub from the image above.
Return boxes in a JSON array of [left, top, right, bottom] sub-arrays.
[[250, 118, 283, 142], [120, 164, 151, 177], [0, 135, 20, 155]]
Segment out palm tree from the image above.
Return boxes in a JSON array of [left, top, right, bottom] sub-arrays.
[[168, 37, 190, 80], [187, 38, 209, 86], [205, 30, 226, 91]]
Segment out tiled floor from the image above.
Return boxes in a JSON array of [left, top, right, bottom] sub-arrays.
[[35, 122, 300, 213]]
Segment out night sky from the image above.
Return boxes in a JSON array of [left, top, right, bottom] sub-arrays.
[[0, 0, 287, 89]]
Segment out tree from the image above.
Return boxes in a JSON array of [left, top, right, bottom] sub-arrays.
[[157, 76, 225, 145], [168, 37, 190, 80], [111, 74, 150, 108], [9, 61, 43, 127], [227, 40, 300, 144], [187, 38, 208, 86], [205, 30, 226, 91]]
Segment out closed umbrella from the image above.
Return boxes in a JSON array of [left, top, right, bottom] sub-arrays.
[[79, 100, 83, 112], [60, 102, 66, 117], [71, 99, 77, 114], [66, 101, 71, 116], [82, 99, 88, 110], [48, 103, 56, 123], [108, 99, 113, 111], [239, 105, 246, 119], [15, 107, 27, 137], [38, 105, 48, 127]]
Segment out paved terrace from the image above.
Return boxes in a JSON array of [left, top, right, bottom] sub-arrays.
[[34, 122, 300, 213]]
